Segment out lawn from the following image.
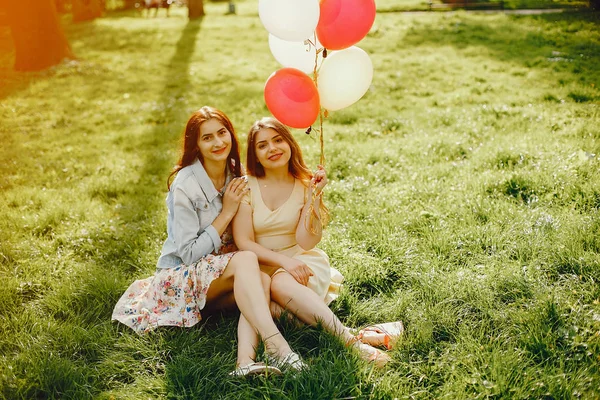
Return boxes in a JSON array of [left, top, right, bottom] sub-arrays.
[[374, 0, 588, 12], [1, 1, 599, 399]]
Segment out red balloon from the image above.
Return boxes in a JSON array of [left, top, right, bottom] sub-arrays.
[[316, 0, 376, 50], [264, 68, 320, 129]]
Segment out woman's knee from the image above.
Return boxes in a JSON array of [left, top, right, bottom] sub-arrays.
[[271, 273, 296, 302], [230, 251, 259, 273]]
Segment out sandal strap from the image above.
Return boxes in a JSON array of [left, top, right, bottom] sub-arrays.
[[347, 339, 391, 367], [266, 351, 308, 371], [229, 362, 282, 377], [345, 335, 361, 347]]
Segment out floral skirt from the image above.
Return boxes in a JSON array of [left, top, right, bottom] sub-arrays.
[[112, 252, 236, 334]]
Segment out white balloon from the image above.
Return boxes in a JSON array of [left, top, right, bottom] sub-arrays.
[[258, 0, 320, 42], [268, 34, 323, 74], [317, 46, 373, 111]]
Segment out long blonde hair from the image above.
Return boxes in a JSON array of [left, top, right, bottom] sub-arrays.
[[246, 117, 329, 229]]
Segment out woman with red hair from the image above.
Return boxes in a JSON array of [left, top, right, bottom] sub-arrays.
[[112, 107, 303, 376]]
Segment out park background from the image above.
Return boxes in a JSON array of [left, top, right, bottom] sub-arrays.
[[1, 0, 599, 398]]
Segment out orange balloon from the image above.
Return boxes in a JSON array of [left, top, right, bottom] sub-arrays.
[[316, 0, 376, 50], [264, 68, 320, 129]]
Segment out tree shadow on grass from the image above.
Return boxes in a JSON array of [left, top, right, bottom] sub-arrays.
[[14, 18, 210, 400], [86, 17, 204, 316]]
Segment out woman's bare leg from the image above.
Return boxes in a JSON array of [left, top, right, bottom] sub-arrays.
[[235, 272, 271, 367], [270, 272, 391, 366], [205, 251, 293, 357], [235, 315, 258, 367], [270, 272, 353, 342]]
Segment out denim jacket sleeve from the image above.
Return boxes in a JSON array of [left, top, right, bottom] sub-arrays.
[[172, 184, 222, 265]]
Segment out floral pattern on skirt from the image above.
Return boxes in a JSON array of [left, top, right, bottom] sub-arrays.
[[112, 232, 237, 334]]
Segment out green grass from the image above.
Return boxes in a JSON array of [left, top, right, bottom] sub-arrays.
[[375, 0, 588, 12], [1, 2, 600, 399]]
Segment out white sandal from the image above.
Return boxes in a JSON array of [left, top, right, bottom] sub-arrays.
[[267, 351, 308, 371], [229, 362, 282, 377]]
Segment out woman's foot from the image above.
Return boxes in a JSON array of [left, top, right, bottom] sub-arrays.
[[229, 361, 282, 377], [357, 321, 404, 350], [267, 351, 308, 371], [347, 337, 392, 367]]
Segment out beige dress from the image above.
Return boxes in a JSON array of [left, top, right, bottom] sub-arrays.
[[243, 176, 343, 305]]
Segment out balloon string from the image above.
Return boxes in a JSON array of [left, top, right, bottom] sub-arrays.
[[319, 108, 325, 166], [303, 33, 325, 235], [304, 198, 322, 236], [311, 33, 326, 167]]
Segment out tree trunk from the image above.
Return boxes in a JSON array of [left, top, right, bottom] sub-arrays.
[[122, 0, 138, 9], [55, 0, 68, 13], [188, 0, 205, 19], [72, 0, 103, 22], [3, 0, 75, 71]]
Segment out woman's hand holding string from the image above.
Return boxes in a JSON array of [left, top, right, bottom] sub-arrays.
[[309, 165, 328, 199]]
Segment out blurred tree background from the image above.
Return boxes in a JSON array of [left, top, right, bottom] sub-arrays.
[[2, 0, 74, 71], [0, 0, 594, 74], [0, 0, 207, 71]]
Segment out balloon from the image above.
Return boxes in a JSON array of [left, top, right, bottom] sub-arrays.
[[268, 34, 324, 74], [264, 68, 320, 129], [317, 46, 373, 111], [259, 0, 320, 42], [316, 0, 376, 50]]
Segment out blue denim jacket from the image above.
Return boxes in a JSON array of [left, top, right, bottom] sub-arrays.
[[157, 158, 233, 268]]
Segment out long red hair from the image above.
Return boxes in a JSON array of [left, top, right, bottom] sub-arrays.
[[246, 117, 329, 225], [168, 106, 242, 189]]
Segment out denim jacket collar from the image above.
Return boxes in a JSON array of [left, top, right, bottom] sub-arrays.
[[190, 158, 232, 202]]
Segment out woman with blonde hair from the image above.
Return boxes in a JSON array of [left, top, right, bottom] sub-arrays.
[[233, 117, 391, 367]]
